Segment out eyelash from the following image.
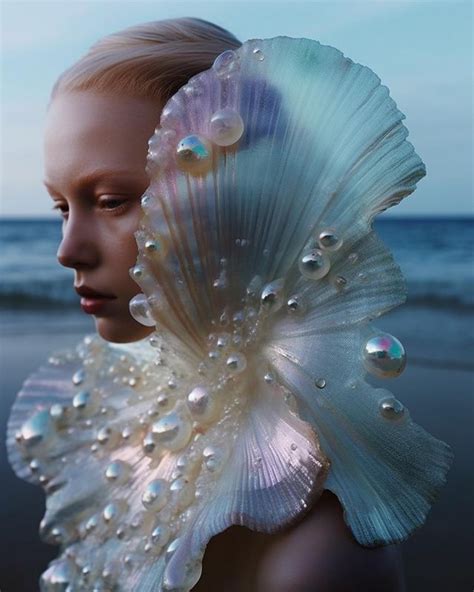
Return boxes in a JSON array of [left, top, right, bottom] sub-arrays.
[[52, 197, 129, 218]]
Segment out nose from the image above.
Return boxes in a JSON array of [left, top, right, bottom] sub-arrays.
[[56, 212, 100, 269]]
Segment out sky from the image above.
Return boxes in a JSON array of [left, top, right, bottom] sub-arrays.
[[0, 0, 472, 218]]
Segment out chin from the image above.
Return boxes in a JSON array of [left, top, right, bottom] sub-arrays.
[[94, 317, 154, 343]]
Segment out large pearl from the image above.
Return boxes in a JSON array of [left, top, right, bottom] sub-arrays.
[[176, 134, 213, 176], [298, 249, 331, 280], [209, 108, 244, 146], [363, 333, 406, 378], [129, 293, 155, 327]]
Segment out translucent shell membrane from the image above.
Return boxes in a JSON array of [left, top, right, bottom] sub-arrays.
[[7, 36, 452, 592]]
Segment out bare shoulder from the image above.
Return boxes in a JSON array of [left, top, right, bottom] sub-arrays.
[[256, 491, 405, 592]]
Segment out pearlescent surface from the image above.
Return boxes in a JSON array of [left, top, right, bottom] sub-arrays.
[[7, 36, 451, 592]]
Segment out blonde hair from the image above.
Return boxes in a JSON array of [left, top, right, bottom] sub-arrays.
[[50, 17, 241, 106]]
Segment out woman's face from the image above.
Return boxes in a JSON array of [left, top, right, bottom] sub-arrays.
[[44, 91, 161, 343]]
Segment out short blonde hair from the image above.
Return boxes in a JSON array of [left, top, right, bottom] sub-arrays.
[[50, 17, 241, 105]]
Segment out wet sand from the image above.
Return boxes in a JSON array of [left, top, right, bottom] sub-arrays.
[[0, 307, 472, 592]]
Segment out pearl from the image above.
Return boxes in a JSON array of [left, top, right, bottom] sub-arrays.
[[379, 396, 405, 420], [186, 386, 217, 422], [176, 134, 213, 176], [142, 479, 168, 510], [318, 228, 343, 251], [129, 293, 155, 327], [315, 378, 326, 389], [212, 50, 240, 79], [363, 333, 406, 378], [299, 249, 331, 280], [209, 108, 244, 146], [287, 295, 305, 314]]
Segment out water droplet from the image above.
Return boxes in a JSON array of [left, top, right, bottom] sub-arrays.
[[151, 408, 192, 451], [150, 524, 170, 549], [144, 239, 159, 253], [20, 410, 54, 449], [379, 396, 405, 420], [131, 265, 144, 279], [187, 386, 216, 421], [363, 333, 406, 378], [315, 378, 326, 389], [176, 134, 213, 176], [318, 228, 343, 251], [72, 390, 91, 411], [261, 278, 285, 312], [299, 249, 331, 280], [334, 275, 347, 289], [129, 293, 155, 327], [142, 479, 168, 510], [212, 50, 240, 78], [226, 352, 247, 374], [103, 502, 122, 523], [348, 252, 359, 264], [209, 108, 244, 146], [104, 460, 129, 484], [252, 47, 265, 61], [40, 559, 76, 591], [72, 368, 85, 386]]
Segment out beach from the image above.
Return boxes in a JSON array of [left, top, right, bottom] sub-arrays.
[[0, 303, 472, 592]]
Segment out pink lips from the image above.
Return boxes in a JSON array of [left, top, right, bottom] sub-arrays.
[[75, 285, 116, 315]]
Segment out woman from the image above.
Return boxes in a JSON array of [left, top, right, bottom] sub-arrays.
[[9, 17, 450, 592]]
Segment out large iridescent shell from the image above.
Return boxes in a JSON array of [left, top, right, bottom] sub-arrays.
[[7, 37, 452, 592]]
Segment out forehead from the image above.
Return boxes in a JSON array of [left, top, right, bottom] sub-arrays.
[[44, 91, 161, 188]]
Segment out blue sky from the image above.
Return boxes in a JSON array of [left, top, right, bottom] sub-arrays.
[[1, 0, 472, 217]]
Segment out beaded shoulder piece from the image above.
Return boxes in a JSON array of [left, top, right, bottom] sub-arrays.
[[7, 37, 452, 592]]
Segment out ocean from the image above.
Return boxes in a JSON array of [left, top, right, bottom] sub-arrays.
[[1, 216, 473, 367], [1, 217, 473, 310]]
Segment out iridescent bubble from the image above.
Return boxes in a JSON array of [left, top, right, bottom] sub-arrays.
[[142, 479, 168, 510], [212, 50, 240, 78], [379, 396, 405, 420], [299, 249, 331, 280], [209, 108, 244, 147], [176, 134, 213, 176], [129, 293, 155, 327], [363, 333, 406, 378], [318, 228, 343, 251]]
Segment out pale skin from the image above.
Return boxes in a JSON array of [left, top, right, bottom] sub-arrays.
[[44, 90, 405, 591]]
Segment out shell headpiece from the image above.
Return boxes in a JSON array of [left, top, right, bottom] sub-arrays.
[[7, 37, 452, 591]]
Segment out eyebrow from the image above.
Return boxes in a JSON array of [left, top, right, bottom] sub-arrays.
[[43, 168, 146, 194]]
